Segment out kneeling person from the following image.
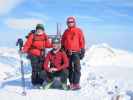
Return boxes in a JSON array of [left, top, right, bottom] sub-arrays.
[[43, 37, 69, 90]]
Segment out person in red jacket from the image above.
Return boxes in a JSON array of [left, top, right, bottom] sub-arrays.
[[22, 24, 52, 86], [42, 37, 69, 90], [61, 16, 85, 90]]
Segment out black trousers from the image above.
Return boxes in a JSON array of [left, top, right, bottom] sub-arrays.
[[69, 53, 81, 84], [40, 69, 69, 84], [29, 55, 44, 85]]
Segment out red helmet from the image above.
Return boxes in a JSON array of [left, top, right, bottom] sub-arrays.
[[67, 16, 76, 23]]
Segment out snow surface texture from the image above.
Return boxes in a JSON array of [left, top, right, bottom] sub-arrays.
[[0, 44, 132, 100]]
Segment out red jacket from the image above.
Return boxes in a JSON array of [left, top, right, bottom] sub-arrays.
[[22, 32, 52, 56], [61, 27, 85, 52], [44, 50, 69, 72]]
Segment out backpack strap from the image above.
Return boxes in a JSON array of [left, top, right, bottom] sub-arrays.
[[32, 33, 47, 43], [29, 33, 47, 56]]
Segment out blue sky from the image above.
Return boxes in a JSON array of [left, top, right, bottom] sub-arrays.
[[0, 0, 133, 51]]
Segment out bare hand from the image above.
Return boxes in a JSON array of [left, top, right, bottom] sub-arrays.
[[49, 68, 58, 73]]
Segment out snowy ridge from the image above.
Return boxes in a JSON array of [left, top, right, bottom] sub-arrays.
[[84, 43, 133, 67]]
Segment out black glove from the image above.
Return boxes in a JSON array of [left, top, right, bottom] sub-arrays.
[[80, 48, 85, 59], [66, 50, 72, 57], [61, 45, 65, 51]]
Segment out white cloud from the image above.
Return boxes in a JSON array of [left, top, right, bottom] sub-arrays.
[[76, 15, 102, 22], [5, 18, 44, 30], [103, 8, 129, 17], [107, 0, 133, 7], [0, 0, 24, 15], [102, 8, 133, 21], [26, 12, 51, 21], [78, 0, 133, 7]]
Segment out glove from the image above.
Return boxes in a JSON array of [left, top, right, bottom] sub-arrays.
[[41, 49, 45, 56], [49, 68, 58, 73], [61, 45, 65, 51], [66, 50, 72, 57], [19, 49, 25, 54], [80, 48, 85, 59]]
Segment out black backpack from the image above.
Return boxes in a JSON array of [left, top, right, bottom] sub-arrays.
[[25, 30, 36, 39]]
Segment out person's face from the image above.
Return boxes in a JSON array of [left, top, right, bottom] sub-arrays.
[[67, 22, 75, 28], [36, 29, 44, 34], [53, 43, 61, 50]]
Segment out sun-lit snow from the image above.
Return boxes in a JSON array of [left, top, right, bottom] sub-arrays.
[[0, 44, 132, 100]]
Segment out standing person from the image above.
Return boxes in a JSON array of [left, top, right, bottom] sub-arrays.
[[61, 16, 85, 90], [21, 24, 52, 86], [42, 37, 69, 90]]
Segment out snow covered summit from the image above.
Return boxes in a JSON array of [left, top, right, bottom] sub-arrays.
[[0, 45, 132, 100]]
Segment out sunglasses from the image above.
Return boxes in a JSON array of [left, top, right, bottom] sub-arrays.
[[67, 21, 75, 24]]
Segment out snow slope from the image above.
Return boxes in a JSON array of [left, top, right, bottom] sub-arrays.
[[0, 47, 31, 81], [0, 44, 133, 100]]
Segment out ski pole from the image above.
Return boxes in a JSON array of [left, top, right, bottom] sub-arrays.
[[16, 38, 27, 96]]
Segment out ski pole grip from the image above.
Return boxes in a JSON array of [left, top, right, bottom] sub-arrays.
[[16, 38, 23, 51]]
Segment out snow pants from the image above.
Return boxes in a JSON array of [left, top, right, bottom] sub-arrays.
[[41, 69, 69, 84], [29, 55, 44, 85], [69, 53, 81, 84]]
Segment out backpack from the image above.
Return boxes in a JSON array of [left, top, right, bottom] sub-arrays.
[[25, 30, 36, 39]]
